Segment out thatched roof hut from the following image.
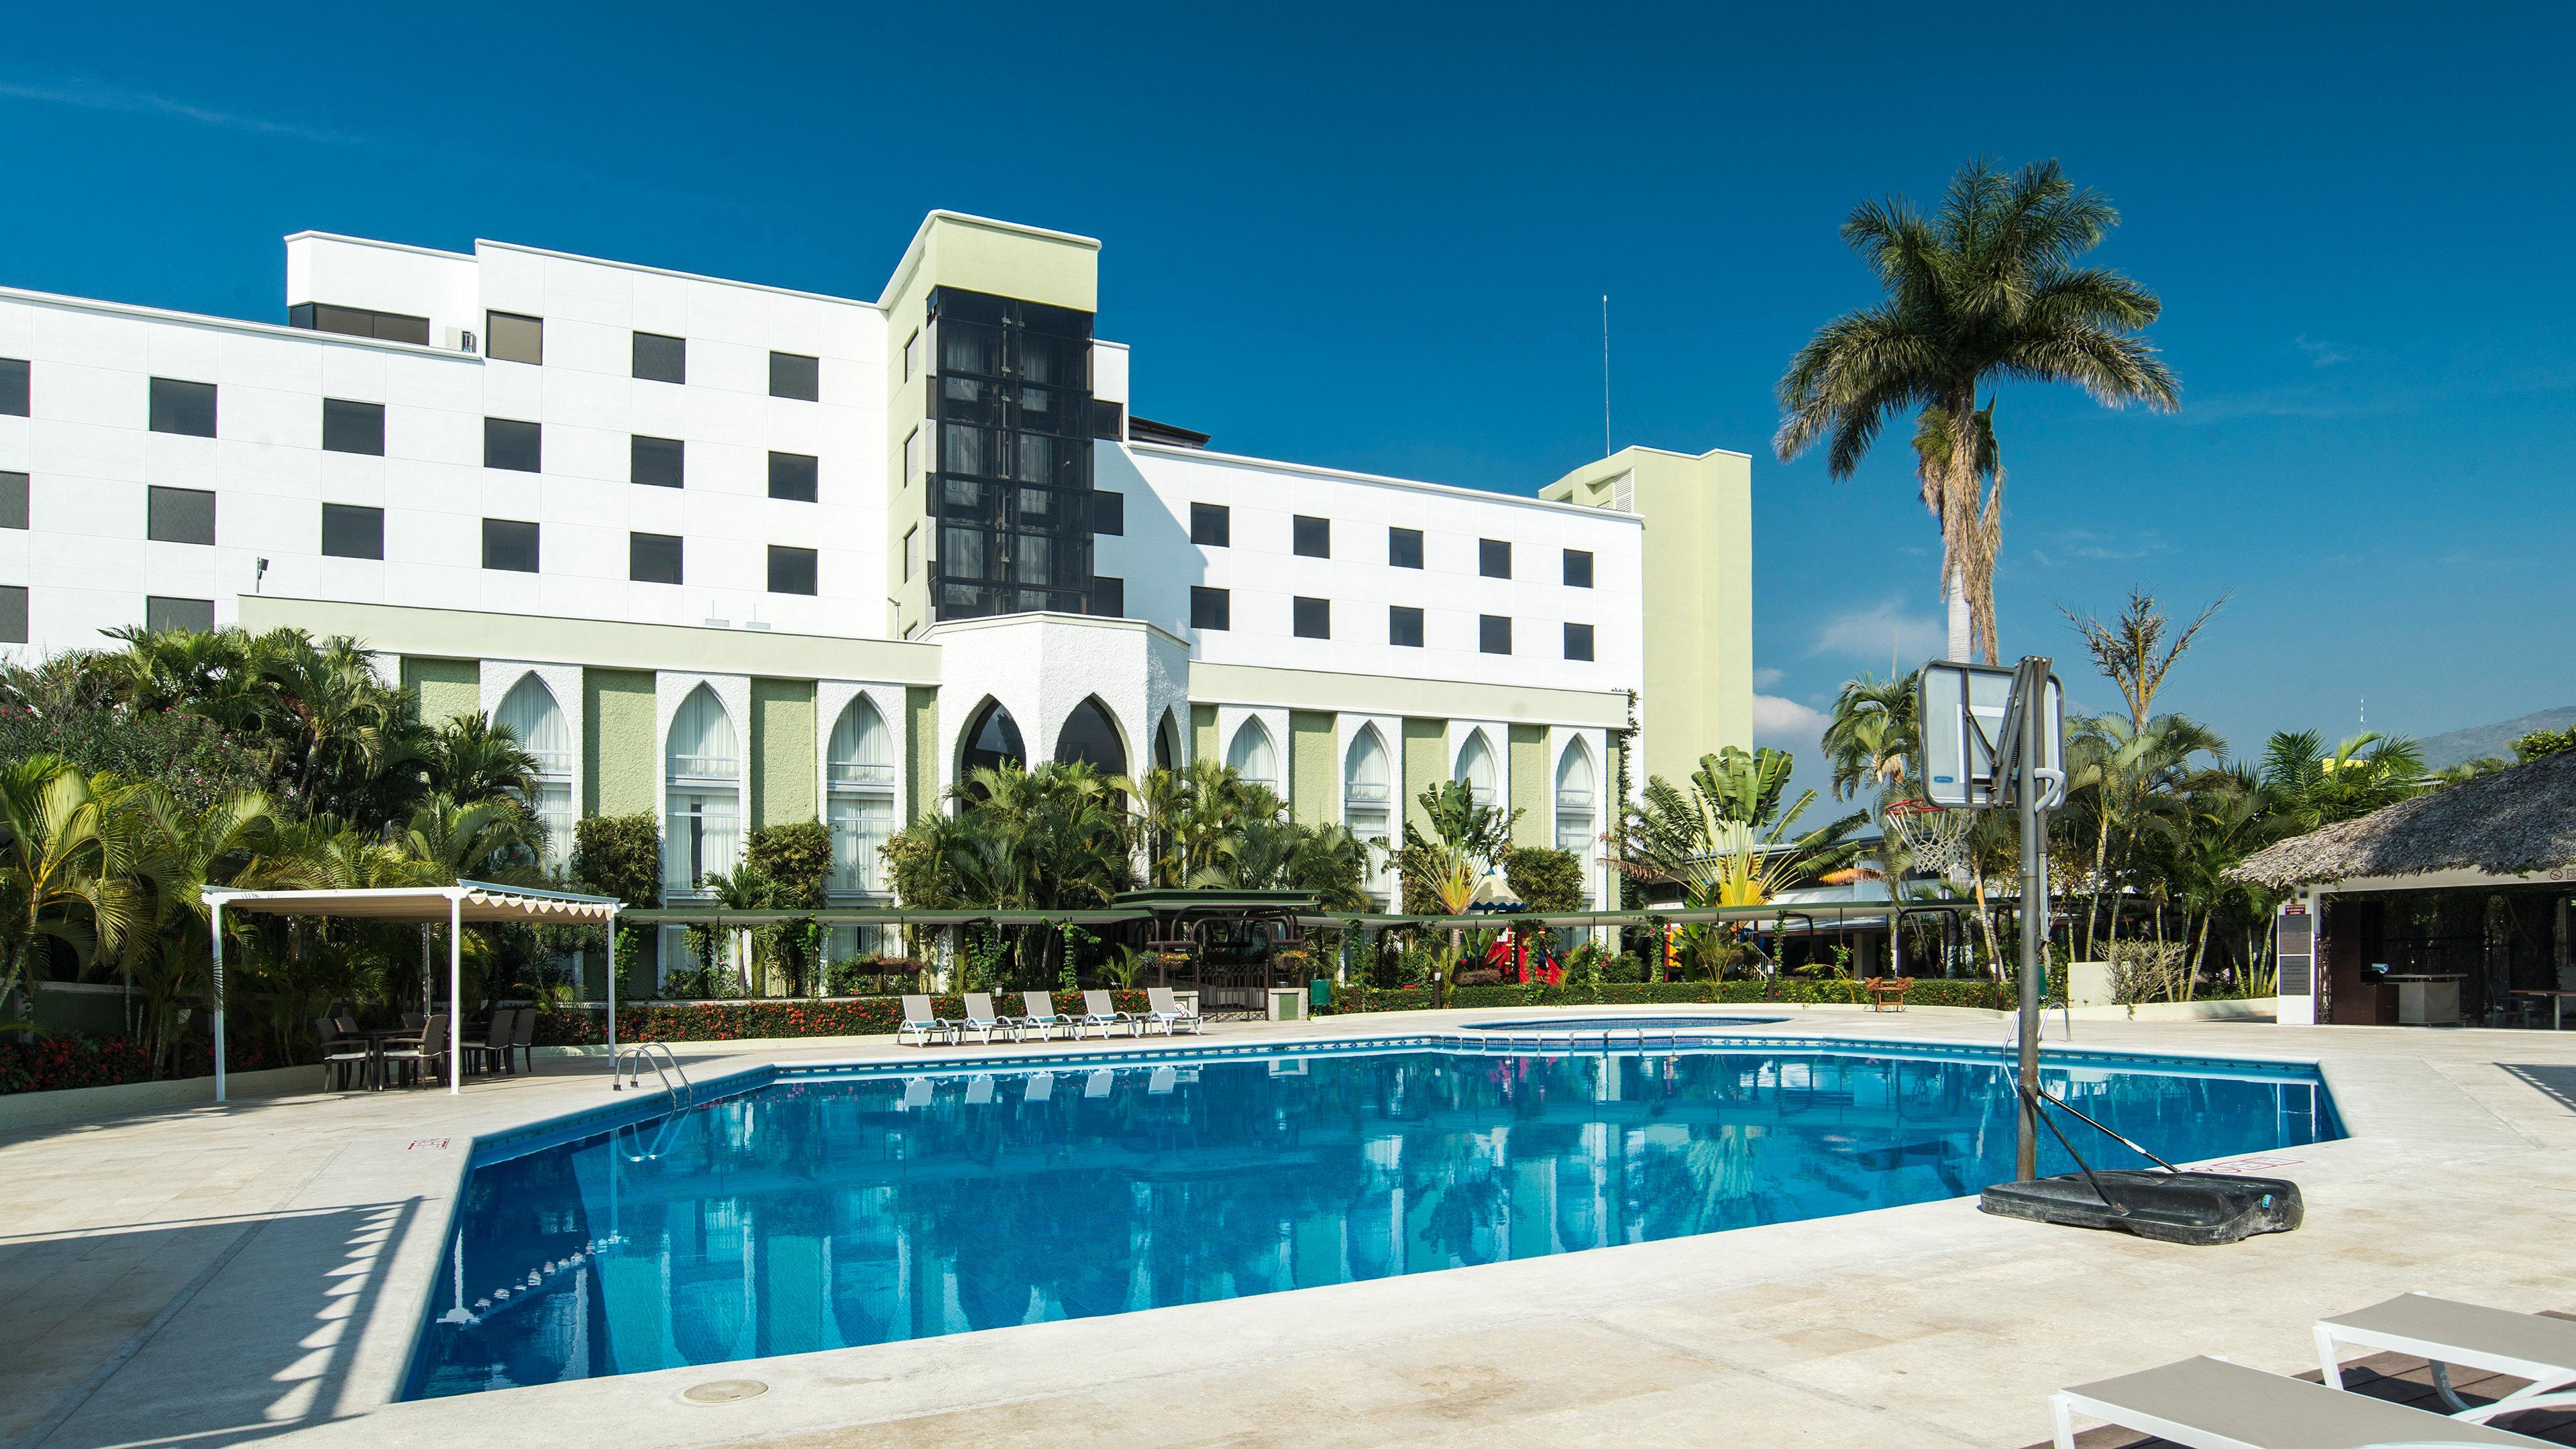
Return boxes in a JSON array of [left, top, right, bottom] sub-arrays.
[[2233, 750, 2576, 889]]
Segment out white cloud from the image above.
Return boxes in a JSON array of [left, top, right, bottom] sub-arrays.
[[1752, 666, 1784, 688], [2294, 333, 2355, 368], [1752, 693, 1828, 744], [0, 76, 362, 146], [1812, 600, 1943, 664]]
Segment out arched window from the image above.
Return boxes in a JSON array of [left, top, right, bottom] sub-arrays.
[[1226, 718, 1277, 794], [495, 674, 572, 868], [826, 696, 896, 894], [960, 699, 1025, 781], [1154, 708, 1179, 772], [663, 685, 739, 896], [1556, 738, 1597, 857], [1343, 726, 1392, 902], [1053, 696, 1126, 775], [1455, 729, 1498, 811]]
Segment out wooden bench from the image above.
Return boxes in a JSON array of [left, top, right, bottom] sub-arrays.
[[1864, 977, 1912, 1012]]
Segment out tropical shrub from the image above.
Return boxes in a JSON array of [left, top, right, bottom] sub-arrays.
[[573, 813, 662, 906], [1501, 845, 1587, 914], [529, 990, 1154, 1044]]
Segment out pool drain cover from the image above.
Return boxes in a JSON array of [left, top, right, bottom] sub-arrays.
[[682, 1379, 768, 1405]]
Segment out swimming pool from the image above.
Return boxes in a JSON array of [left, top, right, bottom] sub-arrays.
[[1462, 1015, 1790, 1032], [402, 1039, 2340, 1399]]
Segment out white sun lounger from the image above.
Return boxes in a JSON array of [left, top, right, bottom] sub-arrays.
[[958, 992, 1013, 1044], [2049, 1354, 2555, 1449], [1019, 991, 1072, 1041], [2319, 1293, 2576, 1419], [1144, 987, 1205, 1035], [1079, 989, 1139, 1038], [897, 994, 953, 1047]]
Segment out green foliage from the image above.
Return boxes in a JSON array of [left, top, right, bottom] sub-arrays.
[[2257, 729, 2428, 831], [0, 699, 264, 812], [573, 813, 662, 906], [1619, 746, 1867, 908], [745, 820, 833, 910], [2514, 729, 2576, 763], [1501, 846, 1587, 914]]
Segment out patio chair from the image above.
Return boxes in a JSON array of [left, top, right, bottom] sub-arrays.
[[2047, 1354, 2554, 1449], [378, 1014, 449, 1089], [1079, 990, 1140, 1039], [315, 1017, 373, 1091], [1019, 991, 1073, 1042], [2316, 1292, 2576, 1419], [1144, 987, 1205, 1036], [468, 1009, 515, 1077], [897, 994, 954, 1047], [957, 992, 1012, 1045], [509, 1006, 537, 1075], [402, 1012, 426, 1030]]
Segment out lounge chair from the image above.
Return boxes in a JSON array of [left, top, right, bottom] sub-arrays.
[[1019, 991, 1072, 1041], [2317, 1293, 2576, 1419], [897, 995, 953, 1048], [1078, 990, 1140, 1039], [1144, 987, 1205, 1035], [2048, 1354, 2554, 1449], [957, 992, 1012, 1044]]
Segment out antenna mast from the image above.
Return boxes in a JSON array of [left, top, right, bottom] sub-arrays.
[[1601, 294, 1611, 458]]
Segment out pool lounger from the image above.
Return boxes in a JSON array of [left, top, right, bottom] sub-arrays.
[[1078, 990, 1140, 1039], [1144, 987, 1205, 1035], [896, 995, 954, 1048], [2318, 1293, 2576, 1418], [2049, 1354, 2553, 1449], [957, 993, 1014, 1044], [1020, 991, 1073, 1041]]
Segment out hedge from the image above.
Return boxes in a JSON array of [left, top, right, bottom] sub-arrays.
[[1319, 971, 2066, 1016], [0, 1034, 277, 1096], [529, 990, 1156, 1046]]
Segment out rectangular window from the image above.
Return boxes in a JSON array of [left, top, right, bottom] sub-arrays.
[[768, 544, 818, 595], [0, 472, 25, 530], [321, 502, 384, 559], [1191, 502, 1230, 547], [902, 525, 919, 580], [149, 378, 217, 437], [484, 417, 541, 473], [629, 532, 683, 584], [0, 584, 22, 643], [1293, 515, 1330, 558], [1564, 622, 1595, 661], [482, 518, 539, 573], [1389, 605, 1424, 647], [1293, 596, 1330, 639], [1480, 538, 1511, 579], [0, 358, 27, 417], [768, 451, 818, 502], [1480, 614, 1512, 655], [288, 303, 429, 345], [1190, 585, 1230, 631], [902, 329, 922, 380], [486, 311, 543, 365], [1564, 548, 1595, 588], [146, 596, 213, 633], [631, 331, 686, 383], [1089, 575, 1124, 617], [321, 398, 384, 455], [902, 427, 923, 488], [631, 435, 684, 489], [1090, 489, 1124, 536], [1389, 527, 1423, 569], [769, 350, 820, 400], [146, 486, 215, 545]]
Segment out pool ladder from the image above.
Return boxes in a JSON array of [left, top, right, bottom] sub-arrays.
[[612, 1041, 692, 1101]]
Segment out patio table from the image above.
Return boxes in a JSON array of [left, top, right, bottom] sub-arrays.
[[2512, 988, 2576, 1030]]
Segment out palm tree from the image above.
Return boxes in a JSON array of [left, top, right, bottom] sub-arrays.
[[2258, 730, 2429, 831], [112, 784, 295, 1075], [0, 757, 136, 1029], [1776, 159, 2179, 662]]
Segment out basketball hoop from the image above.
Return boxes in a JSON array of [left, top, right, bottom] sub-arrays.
[[1881, 796, 1971, 883]]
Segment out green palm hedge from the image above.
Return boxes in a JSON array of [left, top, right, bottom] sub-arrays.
[[1318, 974, 2063, 1015], [531, 990, 1157, 1045]]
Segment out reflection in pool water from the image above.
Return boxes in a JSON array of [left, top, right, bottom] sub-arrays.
[[403, 1046, 2339, 1399]]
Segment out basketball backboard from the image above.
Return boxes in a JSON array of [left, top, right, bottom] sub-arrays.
[[1918, 660, 2061, 808]]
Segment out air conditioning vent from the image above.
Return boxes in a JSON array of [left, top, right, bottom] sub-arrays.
[[444, 327, 479, 354]]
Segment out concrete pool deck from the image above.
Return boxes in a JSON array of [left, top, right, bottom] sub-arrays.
[[5, 1005, 2575, 1449]]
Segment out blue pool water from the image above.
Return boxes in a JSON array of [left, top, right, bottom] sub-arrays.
[[1464, 1016, 1790, 1031], [402, 1041, 2340, 1399]]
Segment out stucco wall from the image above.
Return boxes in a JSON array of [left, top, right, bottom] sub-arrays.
[[906, 686, 938, 820], [584, 667, 656, 816], [1401, 717, 1444, 839], [402, 656, 480, 724], [1290, 710, 1336, 827], [1192, 704, 1218, 764], [1509, 723, 1548, 849], [751, 678, 818, 826]]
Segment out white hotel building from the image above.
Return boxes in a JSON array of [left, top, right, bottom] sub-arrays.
[[0, 211, 1752, 921]]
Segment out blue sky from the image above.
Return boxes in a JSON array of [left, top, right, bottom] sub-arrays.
[[7, 3, 2572, 795]]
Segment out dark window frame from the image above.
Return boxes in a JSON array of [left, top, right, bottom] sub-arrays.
[[1293, 596, 1330, 639], [148, 378, 217, 438], [0, 358, 28, 417], [0, 583, 23, 643], [1293, 515, 1330, 559], [146, 485, 215, 545], [767, 451, 818, 502], [321, 398, 385, 456], [1389, 605, 1424, 647], [1190, 585, 1231, 631], [631, 434, 685, 489], [1090, 489, 1124, 536], [321, 502, 384, 560], [484, 417, 542, 473], [1564, 621, 1595, 661], [1564, 548, 1595, 588], [768, 350, 820, 401], [145, 596, 213, 633], [1191, 502, 1230, 547], [629, 531, 684, 585], [1389, 527, 1424, 569], [631, 331, 686, 384], [485, 311, 543, 366], [289, 303, 429, 345], [0, 471, 26, 531], [482, 518, 540, 573], [767, 544, 818, 596], [1479, 538, 1512, 579], [1088, 575, 1124, 618], [1479, 614, 1513, 655]]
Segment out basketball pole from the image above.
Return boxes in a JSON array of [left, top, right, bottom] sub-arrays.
[[2012, 654, 2055, 1181]]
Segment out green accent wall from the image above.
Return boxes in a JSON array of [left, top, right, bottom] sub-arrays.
[[1401, 718, 1445, 838], [751, 680, 817, 827], [1192, 704, 1218, 764], [906, 687, 939, 820], [401, 657, 479, 726], [1508, 724, 1549, 849], [1289, 710, 1336, 826], [584, 668, 657, 816]]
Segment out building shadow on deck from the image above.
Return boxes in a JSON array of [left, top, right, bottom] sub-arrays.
[[2500, 1063, 2576, 1114], [7, 1197, 421, 1449]]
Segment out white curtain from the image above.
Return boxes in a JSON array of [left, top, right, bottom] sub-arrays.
[[1456, 731, 1498, 810], [1227, 719, 1278, 792], [496, 675, 574, 867], [665, 686, 739, 893], [828, 697, 896, 894], [1555, 740, 1596, 856]]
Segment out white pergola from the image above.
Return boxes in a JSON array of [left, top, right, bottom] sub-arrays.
[[198, 880, 623, 1099]]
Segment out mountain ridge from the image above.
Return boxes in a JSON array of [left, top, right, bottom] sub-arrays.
[[2413, 704, 2576, 768]]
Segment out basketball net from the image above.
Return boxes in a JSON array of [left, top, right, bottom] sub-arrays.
[[1880, 793, 1971, 885]]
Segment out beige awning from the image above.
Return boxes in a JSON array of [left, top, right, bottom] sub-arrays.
[[204, 879, 620, 924]]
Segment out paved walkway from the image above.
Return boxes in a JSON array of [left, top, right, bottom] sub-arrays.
[[5, 1005, 2576, 1449]]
